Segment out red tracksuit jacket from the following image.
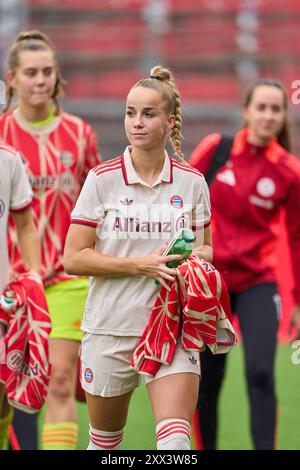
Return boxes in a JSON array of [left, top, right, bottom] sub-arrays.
[[189, 128, 300, 303], [131, 256, 236, 377], [0, 271, 51, 413]]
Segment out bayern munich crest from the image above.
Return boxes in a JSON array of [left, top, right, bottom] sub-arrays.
[[84, 367, 94, 383], [256, 177, 276, 197], [170, 195, 183, 209], [59, 151, 74, 168]]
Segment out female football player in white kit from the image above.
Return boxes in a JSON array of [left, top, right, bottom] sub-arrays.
[[64, 65, 212, 450], [0, 141, 40, 449]]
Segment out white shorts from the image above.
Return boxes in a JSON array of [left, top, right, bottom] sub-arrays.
[[80, 334, 201, 397]]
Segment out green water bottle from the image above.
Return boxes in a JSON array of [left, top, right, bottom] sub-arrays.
[[155, 228, 195, 285]]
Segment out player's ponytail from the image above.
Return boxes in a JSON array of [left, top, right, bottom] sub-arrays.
[[3, 30, 65, 115], [132, 65, 185, 163], [242, 78, 292, 152]]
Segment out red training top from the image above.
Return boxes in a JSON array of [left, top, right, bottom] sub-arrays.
[[189, 128, 300, 304]]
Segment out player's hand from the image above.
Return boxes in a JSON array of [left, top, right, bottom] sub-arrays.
[[289, 304, 300, 341], [0, 290, 17, 312], [137, 243, 182, 290]]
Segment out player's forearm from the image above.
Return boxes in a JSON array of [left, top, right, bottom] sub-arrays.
[[64, 248, 141, 278], [192, 244, 213, 262], [16, 218, 41, 272], [192, 224, 213, 262]]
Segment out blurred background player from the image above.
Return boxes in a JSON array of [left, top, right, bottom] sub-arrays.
[[0, 140, 40, 450], [63, 65, 212, 450], [190, 79, 300, 450], [0, 30, 101, 450]]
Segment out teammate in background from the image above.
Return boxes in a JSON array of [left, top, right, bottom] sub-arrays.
[[0, 30, 101, 450], [0, 141, 40, 450], [63, 65, 212, 450], [189, 79, 300, 450]]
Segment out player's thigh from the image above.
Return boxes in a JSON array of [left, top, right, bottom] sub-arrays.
[[147, 372, 200, 424], [145, 342, 200, 424], [85, 390, 134, 431]]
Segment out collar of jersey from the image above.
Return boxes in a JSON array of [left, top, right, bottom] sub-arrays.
[[29, 107, 56, 128], [13, 108, 61, 135], [232, 128, 278, 160], [121, 146, 173, 187]]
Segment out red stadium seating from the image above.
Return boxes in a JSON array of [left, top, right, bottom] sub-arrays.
[[66, 70, 241, 102], [28, 0, 300, 103], [28, 0, 300, 13], [32, 19, 145, 55], [168, 0, 300, 13], [27, 0, 145, 11]]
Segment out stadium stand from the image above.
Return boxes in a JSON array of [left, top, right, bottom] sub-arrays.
[[11, 0, 300, 157]]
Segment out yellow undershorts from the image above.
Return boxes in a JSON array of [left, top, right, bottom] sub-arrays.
[[45, 277, 89, 341]]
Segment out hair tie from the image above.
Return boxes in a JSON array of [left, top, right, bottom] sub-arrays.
[[150, 75, 161, 80]]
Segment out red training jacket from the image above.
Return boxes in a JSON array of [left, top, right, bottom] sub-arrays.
[[0, 271, 51, 413], [189, 128, 300, 303], [130, 256, 236, 377]]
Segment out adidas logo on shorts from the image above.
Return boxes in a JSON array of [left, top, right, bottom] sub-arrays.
[[189, 356, 198, 366]]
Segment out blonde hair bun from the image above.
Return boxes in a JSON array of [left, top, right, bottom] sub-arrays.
[[150, 65, 172, 82]]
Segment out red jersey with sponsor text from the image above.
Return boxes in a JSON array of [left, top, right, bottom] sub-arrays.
[[0, 109, 101, 286], [189, 128, 300, 303]]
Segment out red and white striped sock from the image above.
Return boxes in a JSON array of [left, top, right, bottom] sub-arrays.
[[156, 418, 190, 450], [87, 425, 124, 450]]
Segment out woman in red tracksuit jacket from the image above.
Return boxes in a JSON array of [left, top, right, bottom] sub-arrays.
[[189, 79, 300, 450]]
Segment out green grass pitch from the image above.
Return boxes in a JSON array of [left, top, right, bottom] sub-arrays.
[[39, 344, 300, 450]]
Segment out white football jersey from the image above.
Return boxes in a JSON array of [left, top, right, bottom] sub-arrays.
[[71, 147, 211, 335]]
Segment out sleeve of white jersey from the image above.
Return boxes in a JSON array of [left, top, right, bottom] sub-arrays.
[[10, 153, 33, 211], [71, 170, 105, 228], [192, 176, 211, 230]]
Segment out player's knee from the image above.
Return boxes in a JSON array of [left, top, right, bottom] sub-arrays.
[[247, 365, 273, 392], [49, 366, 74, 400]]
